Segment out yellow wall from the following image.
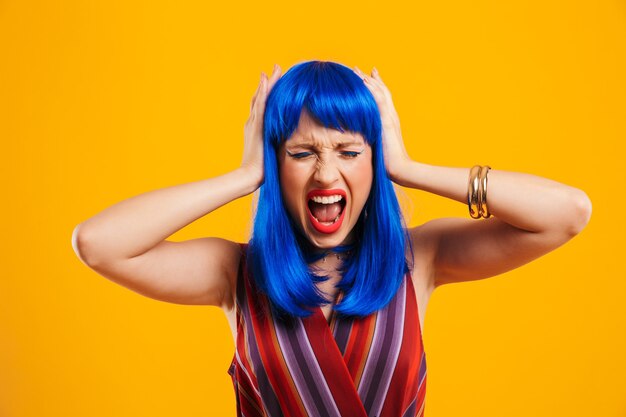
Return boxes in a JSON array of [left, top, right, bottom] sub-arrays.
[[1, 1, 624, 416]]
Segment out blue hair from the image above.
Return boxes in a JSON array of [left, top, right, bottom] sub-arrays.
[[248, 60, 410, 319]]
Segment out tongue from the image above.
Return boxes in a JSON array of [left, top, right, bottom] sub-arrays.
[[310, 202, 342, 222]]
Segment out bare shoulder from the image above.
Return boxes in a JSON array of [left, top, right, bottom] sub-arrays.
[[193, 237, 243, 310], [407, 222, 438, 298], [403, 223, 438, 330]]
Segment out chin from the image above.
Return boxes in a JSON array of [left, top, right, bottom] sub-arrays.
[[300, 219, 359, 250], [306, 233, 349, 250]]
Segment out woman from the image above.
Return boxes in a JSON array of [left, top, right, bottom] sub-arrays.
[[72, 60, 592, 417]]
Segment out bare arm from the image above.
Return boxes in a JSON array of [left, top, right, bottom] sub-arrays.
[[72, 65, 283, 309], [399, 162, 591, 235], [72, 169, 258, 308], [355, 66, 592, 291], [73, 168, 259, 264], [403, 163, 592, 289]]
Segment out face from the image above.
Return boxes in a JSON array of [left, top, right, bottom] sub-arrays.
[[278, 110, 373, 250]]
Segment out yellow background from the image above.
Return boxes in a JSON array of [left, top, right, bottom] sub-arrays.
[[1, 0, 624, 416]]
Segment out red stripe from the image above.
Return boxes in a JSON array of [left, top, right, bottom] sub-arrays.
[[417, 362, 427, 406], [344, 313, 376, 386], [234, 349, 265, 413], [245, 272, 307, 417], [238, 380, 266, 417], [265, 305, 309, 416], [380, 274, 423, 417], [236, 251, 263, 393], [302, 309, 369, 417]]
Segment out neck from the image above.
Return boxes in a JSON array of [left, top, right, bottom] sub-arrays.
[[295, 228, 359, 263], [308, 248, 353, 276]]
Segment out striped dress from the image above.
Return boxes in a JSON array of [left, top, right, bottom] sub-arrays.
[[227, 245, 427, 417]]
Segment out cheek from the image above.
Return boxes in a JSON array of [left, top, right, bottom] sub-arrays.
[[279, 162, 303, 191], [347, 158, 374, 200], [278, 162, 307, 215]]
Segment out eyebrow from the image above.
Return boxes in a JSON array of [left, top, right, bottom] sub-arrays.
[[285, 139, 365, 149]]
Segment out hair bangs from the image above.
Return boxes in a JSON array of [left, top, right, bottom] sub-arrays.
[[264, 61, 381, 149]]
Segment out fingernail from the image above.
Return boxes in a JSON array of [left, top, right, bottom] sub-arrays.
[[373, 67, 379, 74]]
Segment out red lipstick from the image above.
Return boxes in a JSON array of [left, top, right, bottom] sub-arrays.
[[306, 189, 347, 234]]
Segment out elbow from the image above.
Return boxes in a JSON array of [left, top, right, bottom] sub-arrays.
[[72, 224, 100, 266], [566, 190, 593, 236]]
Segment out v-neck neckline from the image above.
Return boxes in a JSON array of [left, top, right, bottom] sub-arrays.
[[303, 291, 370, 417], [316, 289, 344, 327]]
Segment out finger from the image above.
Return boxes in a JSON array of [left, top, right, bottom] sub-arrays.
[[253, 72, 268, 108], [250, 73, 264, 111], [354, 66, 385, 97], [371, 67, 383, 82], [370, 67, 390, 93], [253, 73, 268, 116], [354, 66, 382, 90], [353, 66, 368, 81], [364, 67, 383, 86], [267, 63, 282, 92], [362, 67, 391, 100]]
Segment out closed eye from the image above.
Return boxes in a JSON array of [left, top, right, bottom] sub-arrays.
[[286, 151, 313, 159], [341, 150, 364, 158]]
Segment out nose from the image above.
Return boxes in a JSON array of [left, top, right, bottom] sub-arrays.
[[313, 157, 339, 186]]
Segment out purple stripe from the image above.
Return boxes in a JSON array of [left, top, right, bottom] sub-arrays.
[[416, 397, 426, 417], [356, 291, 394, 398], [291, 318, 343, 416], [235, 351, 262, 397], [368, 277, 407, 417], [237, 276, 283, 417], [357, 276, 405, 412], [418, 350, 427, 387], [274, 317, 341, 417], [332, 314, 354, 356], [401, 397, 417, 417]]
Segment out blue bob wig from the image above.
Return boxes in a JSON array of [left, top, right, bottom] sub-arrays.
[[248, 60, 411, 319]]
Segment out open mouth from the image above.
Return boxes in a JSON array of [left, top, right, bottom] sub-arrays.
[[306, 189, 347, 234]]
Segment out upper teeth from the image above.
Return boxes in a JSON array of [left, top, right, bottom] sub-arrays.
[[311, 195, 343, 204]]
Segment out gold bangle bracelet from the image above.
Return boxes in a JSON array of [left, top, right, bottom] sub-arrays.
[[478, 165, 492, 218], [468, 165, 482, 219]]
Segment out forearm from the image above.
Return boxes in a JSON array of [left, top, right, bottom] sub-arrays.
[[74, 167, 261, 263], [395, 160, 592, 234]]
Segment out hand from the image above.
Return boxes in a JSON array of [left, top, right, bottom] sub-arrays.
[[353, 66, 412, 185], [241, 64, 282, 186]]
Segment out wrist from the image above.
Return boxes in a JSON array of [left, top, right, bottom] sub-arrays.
[[388, 157, 414, 186], [236, 165, 264, 194]]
